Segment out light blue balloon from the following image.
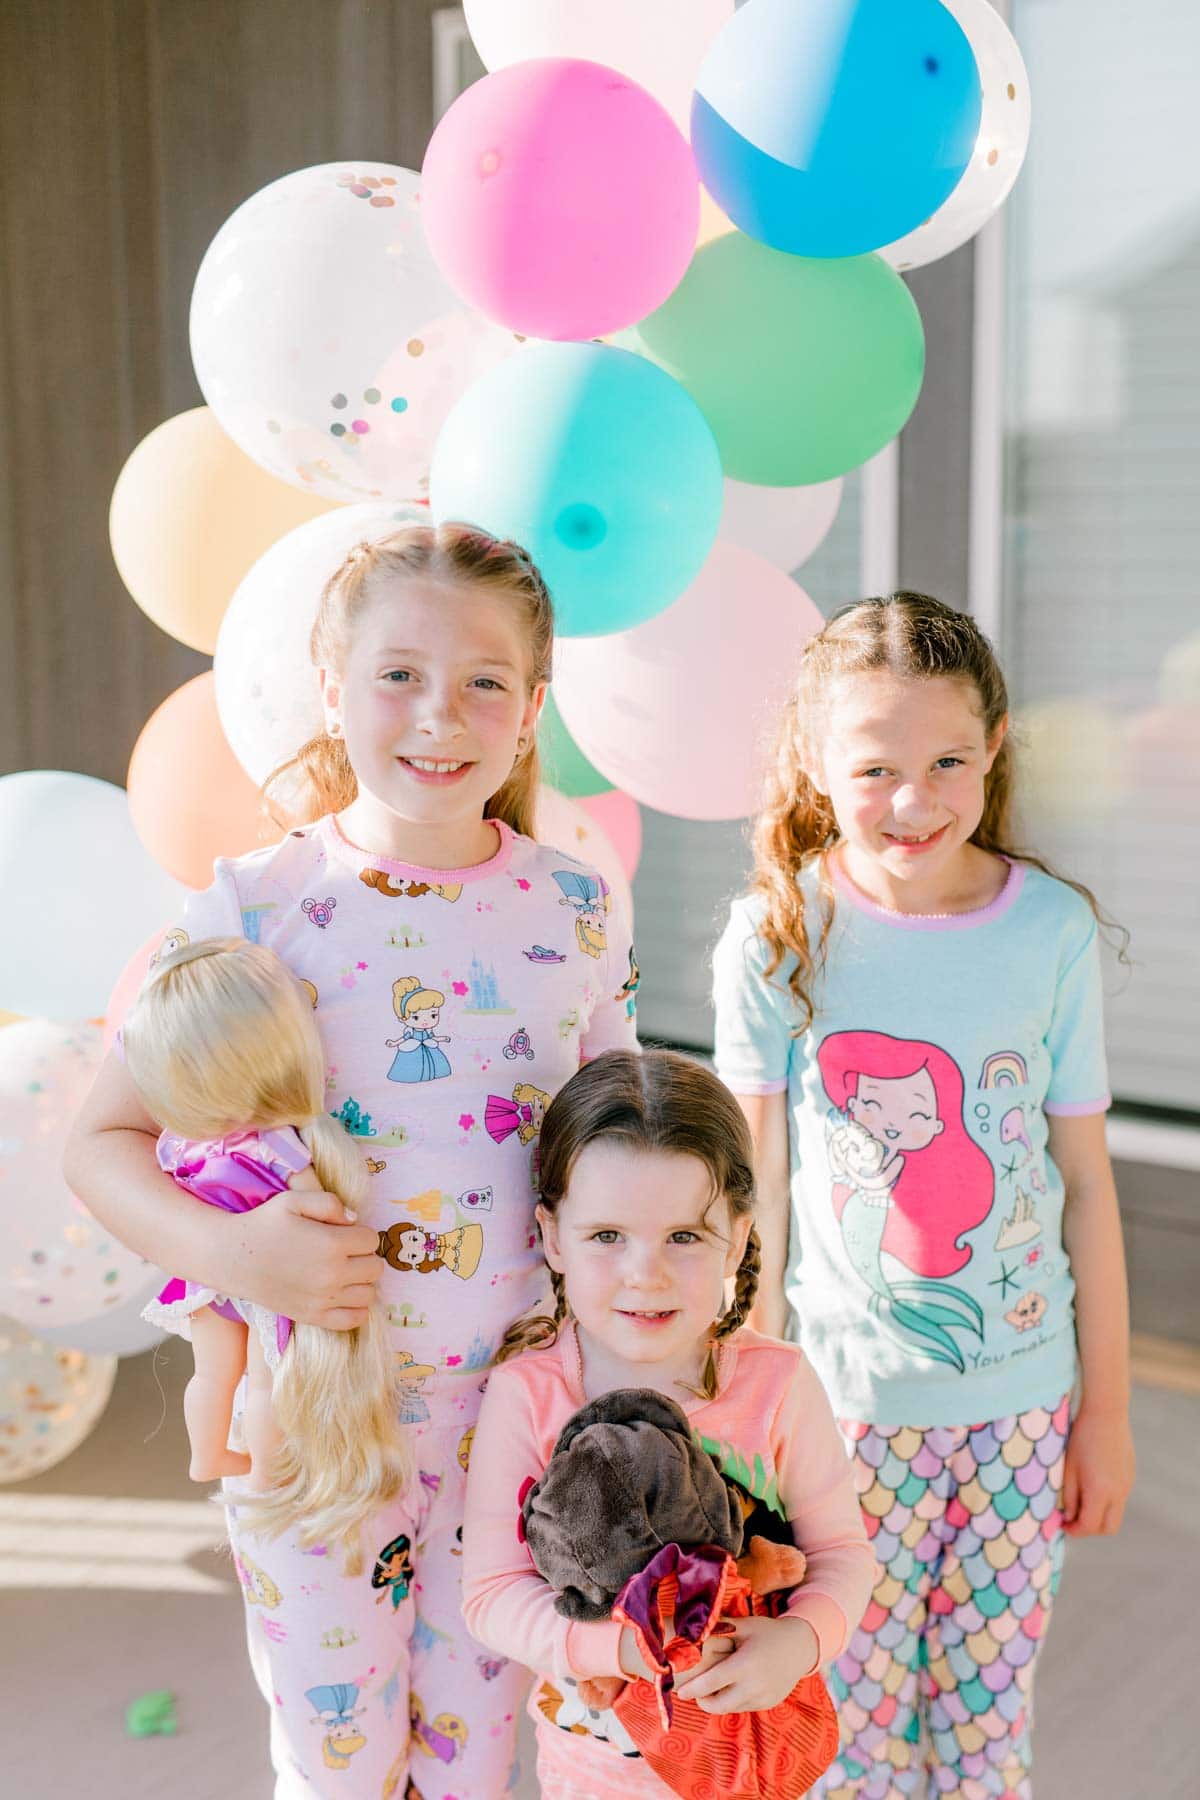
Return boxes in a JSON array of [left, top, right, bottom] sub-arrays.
[[428, 342, 722, 637], [693, 0, 982, 258]]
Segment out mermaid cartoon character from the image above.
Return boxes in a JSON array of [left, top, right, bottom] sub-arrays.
[[485, 1083, 550, 1148], [386, 976, 451, 1083], [818, 1030, 993, 1370], [552, 869, 608, 959], [305, 1684, 367, 1769], [377, 1219, 484, 1280]]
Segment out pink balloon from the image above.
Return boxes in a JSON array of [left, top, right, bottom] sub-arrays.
[[420, 58, 698, 341], [578, 790, 642, 881], [102, 926, 171, 1053], [554, 542, 824, 821]]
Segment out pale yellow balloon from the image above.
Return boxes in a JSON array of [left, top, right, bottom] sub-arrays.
[[696, 185, 735, 249], [0, 1011, 22, 1028], [109, 407, 342, 654]]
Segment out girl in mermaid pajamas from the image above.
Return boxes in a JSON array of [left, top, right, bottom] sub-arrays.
[[713, 594, 1135, 1800], [66, 524, 638, 1800]]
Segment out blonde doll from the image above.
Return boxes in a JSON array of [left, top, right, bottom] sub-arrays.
[[123, 936, 410, 1568]]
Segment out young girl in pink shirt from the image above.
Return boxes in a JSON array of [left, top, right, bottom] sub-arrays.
[[65, 524, 637, 1799], [462, 1048, 875, 1800]]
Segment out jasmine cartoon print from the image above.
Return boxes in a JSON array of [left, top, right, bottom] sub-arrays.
[[818, 1029, 992, 1369]]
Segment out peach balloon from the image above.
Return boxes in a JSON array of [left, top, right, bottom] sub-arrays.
[[127, 673, 278, 889], [578, 790, 642, 882], [102, 927, 170, 1053], [109, 407, 340, 654], [696, 185, 735, 248]]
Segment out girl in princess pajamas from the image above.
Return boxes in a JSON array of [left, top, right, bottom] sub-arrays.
[[712, 594, 1135, 1800], [65, 523, 637, 1800], [461, 1048, 876, 1800]]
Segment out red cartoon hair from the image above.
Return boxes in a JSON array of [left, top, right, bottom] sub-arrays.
[[817, 1029, 993, 1277]]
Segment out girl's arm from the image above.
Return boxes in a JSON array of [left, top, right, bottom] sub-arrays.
[[676, 1349, 876, 1713], [733, 1091, 791, 1338], [62, 1052, 384, 1329], [461, 1362, 628, 1682], [1051, 1111, 1135, 1535]]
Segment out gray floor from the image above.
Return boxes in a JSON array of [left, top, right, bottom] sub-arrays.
[[5, 1341, 1196, 1800]]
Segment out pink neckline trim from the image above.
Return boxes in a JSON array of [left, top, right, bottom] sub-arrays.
[[321, 813, 515, 884], [832, 854, 1025, 932], [560, 1317, 732, 1414]]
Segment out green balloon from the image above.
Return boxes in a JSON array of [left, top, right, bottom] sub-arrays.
[[621, 234, 925, 486], [537, 689, 614, 798]]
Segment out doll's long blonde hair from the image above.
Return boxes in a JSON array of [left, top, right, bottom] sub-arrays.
[[123, 937, 410, 1571]]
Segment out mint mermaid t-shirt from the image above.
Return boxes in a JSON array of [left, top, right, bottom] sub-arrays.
[[712, 858, 1110, 1428]]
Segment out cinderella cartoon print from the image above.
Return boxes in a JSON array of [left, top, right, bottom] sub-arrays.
[[385, 975, 451, 1083], [817, 1030, 993, 1370], [552, 868, 608, 959]]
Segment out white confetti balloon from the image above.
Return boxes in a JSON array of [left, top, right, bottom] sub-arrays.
[[880, 0, 1031, 272], [35, 1272, 167, 1359], [190, 163, 523, 502], [214, 502, 428, 785], [463, 0, 734, 131], [0, 774, 187, 1023], [0, 1316, 117, 1484], [0, 1021, 156, 1332]]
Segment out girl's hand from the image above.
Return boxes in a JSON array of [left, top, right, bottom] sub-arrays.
[[618, 1626, 656, 1682], [231, 1185, 383, 1330], [1062, 1404, 1135, 1536], [673, 1615, 818, 1713]]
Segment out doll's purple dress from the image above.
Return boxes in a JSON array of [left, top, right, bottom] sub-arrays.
[[141, 1126, 311, 1369]]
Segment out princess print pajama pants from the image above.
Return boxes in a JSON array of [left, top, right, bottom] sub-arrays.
[[813, 1396, 1071, 1800], [225, 1411, 529, 1800]]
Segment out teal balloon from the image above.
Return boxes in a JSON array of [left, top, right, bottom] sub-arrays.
[[621, 233, 925, 485], [429, 341, 722, 636], [693, 0, 982, 258], [537, 690, 613, 798]]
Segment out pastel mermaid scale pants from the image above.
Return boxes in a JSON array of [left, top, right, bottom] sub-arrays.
[[813, 1396, 1071, 1800]]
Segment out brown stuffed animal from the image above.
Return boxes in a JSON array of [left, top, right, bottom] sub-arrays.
[[521, 1389, 808, 1711]]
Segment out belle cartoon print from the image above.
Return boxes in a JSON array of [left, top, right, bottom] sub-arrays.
[[376, 1219, 484, 1280], [386, 975, 451, 1083], [818, 1029, 993, 1370], [551, 868, 608, 959]]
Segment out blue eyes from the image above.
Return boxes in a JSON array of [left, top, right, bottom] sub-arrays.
[[859, 757, 964, 778], [589, 1230, 702, 1246], [384, 670, 411, 682], [381, 672, 505, 690]]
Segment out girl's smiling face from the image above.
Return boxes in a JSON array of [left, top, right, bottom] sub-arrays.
[[537, 1141, 751, 1393], [848, 1068, 945, 1152], [320, 579, 545, 863], [806, 671, 1006, 910]]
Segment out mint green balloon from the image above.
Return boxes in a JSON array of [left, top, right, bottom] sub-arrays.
[[622, 233, 925, 486], [538, 690, 613, 798]]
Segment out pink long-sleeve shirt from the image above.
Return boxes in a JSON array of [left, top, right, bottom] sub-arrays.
[[461, 1322, 876, 1684]]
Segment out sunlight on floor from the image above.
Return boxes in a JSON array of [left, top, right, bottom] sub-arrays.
[[0, 1492, 233, 1592]]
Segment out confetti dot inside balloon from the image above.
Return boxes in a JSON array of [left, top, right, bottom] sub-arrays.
[[392, 397, 408, 413], [364, 388, 381, 404]]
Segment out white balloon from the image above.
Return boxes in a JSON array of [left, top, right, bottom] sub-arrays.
[[0, 774, 186, 1022], [0, 1316, 117, 1484], [35, 1268, 167, 1358], [463, 0, 734, 130], [720, 475, 843, 572], [190, 163, 523, 503], [214, 502, 429, 785], [533, 786, 633, 929], [880, 0, 1031, 272], [0, 1021, 158, 1333]]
